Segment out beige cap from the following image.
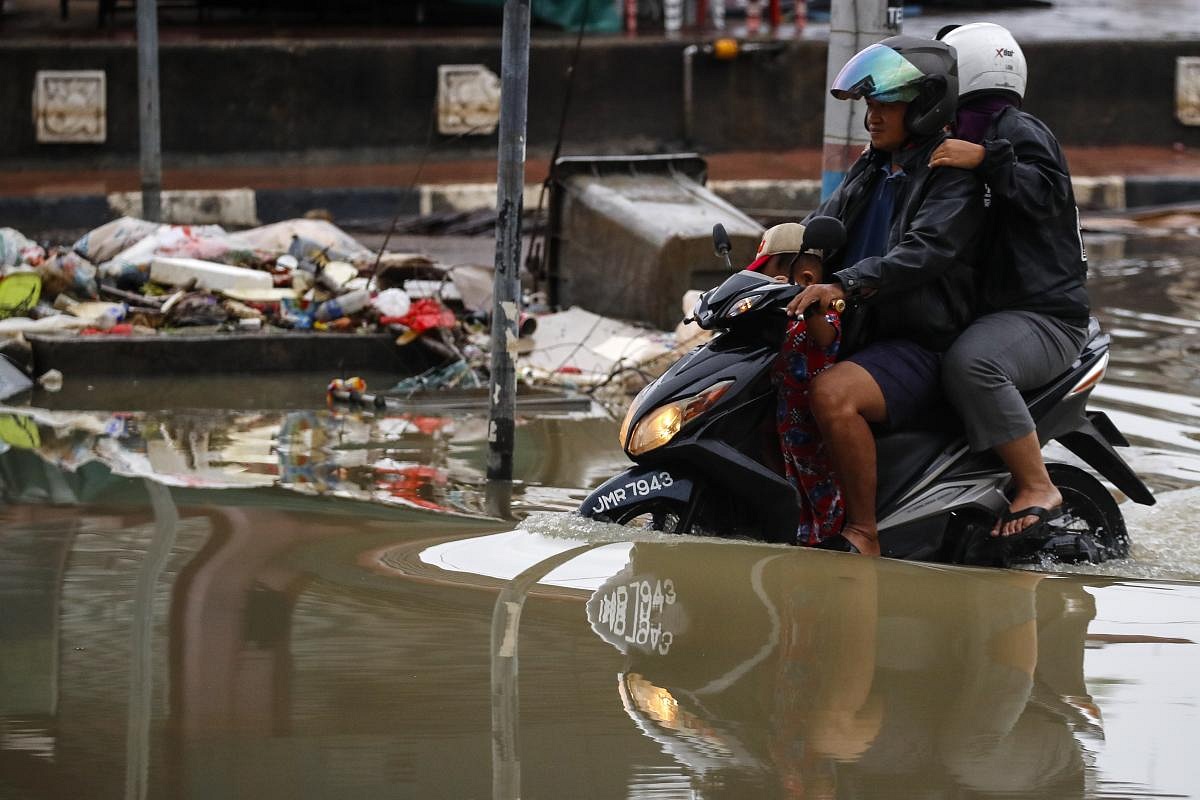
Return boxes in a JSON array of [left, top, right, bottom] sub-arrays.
[[747, 222, 818, 271]]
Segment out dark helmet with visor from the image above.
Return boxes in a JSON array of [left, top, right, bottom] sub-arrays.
[[830, 35, 960, 139]]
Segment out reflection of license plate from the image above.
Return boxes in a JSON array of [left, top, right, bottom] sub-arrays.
[[590, 470, 676, 515], [590, 573, 679, 656]]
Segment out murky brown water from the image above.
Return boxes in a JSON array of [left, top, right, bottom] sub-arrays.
[[1, 232, 1198, 798]]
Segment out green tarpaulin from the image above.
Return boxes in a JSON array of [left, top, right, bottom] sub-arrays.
[[459, 0, 620, 32]]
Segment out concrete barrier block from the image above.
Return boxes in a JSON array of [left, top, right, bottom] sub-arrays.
[[1124, 176, 1200, 208], [709, 179, 822, 215], [421, 183, 542, 215], [108, 189, 260, 227], [1072, 176, 1126, 212]]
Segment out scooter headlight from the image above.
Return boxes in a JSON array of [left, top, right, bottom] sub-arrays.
[[619, 380, 657, 448], [626, 380, 734, 456], [725, 293, 763, 318]]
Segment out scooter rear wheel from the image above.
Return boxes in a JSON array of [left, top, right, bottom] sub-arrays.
[[958, 464, 1130, 567], [1047, 462, 1130, 560]]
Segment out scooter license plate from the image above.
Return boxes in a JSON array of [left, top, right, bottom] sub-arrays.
[[588, 469, 690, 516]]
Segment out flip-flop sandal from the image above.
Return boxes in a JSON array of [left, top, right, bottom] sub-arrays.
[[996, 505, 1064, 543], [814, 534, 860, 554]]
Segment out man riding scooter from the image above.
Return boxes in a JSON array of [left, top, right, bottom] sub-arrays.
[[787, 36, 985, 556]]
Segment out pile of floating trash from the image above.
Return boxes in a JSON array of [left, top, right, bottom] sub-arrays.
[[0, 217, 468, 336], [0, 218, 497, 385], [0, 219, 704, 409]]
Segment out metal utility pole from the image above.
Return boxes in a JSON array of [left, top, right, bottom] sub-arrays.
[[136, 0, 162, 222], [488, 0, 531, 482], [820, 0, 903, 198]]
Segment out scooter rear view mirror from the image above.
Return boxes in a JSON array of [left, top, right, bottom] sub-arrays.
[[712, 224, 734, 271], [801, 215, 846, 254]]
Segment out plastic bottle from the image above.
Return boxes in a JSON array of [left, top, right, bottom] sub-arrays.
[[314, 289, 370, 322]]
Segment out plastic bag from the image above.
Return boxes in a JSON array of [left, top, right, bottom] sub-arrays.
[[72, 217, 159, 264], [388, 359, 481, 394], [0, 228, 45, 268], [372, 287, 412, 319], [389, 297, 456, 334], [237, 219, 373, 266], [36, 247, 99, 299]]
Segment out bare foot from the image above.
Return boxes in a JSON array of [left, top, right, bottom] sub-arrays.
[[842, 523, 881, 557], [992, 485, 1063, 537]]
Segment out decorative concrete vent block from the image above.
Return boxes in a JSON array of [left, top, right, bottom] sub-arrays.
[[33, 70, 106, 143], [437, 64, 501, 136], [1179, 58, 1200, 126]]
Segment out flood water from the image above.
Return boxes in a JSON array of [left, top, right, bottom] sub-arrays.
[[1, 232, 1198, 798]]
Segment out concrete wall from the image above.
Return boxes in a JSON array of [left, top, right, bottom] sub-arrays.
[[0, 37, 1196, 168]]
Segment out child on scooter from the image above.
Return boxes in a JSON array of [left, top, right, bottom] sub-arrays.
[[748, 223, 845, 545]]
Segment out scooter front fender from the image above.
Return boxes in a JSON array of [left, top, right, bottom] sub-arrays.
[[580, 465, 695, 520]]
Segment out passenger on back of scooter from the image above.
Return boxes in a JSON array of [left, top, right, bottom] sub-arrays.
[[747, 222, 846, 546], [785, 36, 985, 557], [930, 23, 1090, 541]]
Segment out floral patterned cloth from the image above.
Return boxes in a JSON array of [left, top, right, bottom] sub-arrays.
[[771, 312, 845, 546]]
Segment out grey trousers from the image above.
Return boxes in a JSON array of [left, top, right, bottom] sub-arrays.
[[942, 310, 1088, 452]]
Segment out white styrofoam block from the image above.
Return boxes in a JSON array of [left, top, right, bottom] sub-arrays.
[[149, 257, 273, 291]]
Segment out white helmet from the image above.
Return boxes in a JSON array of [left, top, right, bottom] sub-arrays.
[[938, 22, 1027, 101]]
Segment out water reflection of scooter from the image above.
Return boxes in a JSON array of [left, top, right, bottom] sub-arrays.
[[586, 542, 1102, 798]]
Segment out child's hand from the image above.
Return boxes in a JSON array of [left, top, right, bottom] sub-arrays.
[[929, 139, 985, 170]]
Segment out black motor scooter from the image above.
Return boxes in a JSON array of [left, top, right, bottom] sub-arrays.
[[579, 221, 1155, 566]]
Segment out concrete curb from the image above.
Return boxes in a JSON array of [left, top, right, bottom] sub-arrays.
[[2, 176, 1197, 234], [25, 331, 437, 376]]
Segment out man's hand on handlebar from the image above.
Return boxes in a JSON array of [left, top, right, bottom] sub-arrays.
[[786, 282, 847, 319]]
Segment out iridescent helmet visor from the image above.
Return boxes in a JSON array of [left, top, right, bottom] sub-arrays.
[[830, 43, 923, 103]]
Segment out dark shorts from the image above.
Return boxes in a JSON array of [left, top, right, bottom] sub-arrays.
[[845, 339, 943, 429]]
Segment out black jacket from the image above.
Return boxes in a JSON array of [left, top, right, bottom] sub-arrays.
[[974, 106, 1090, 323], [809, 133, 984, 352]]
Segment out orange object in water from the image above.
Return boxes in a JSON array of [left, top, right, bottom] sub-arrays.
[[326, 377, 367, 407]]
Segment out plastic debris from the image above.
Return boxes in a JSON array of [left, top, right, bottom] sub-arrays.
[[389, 359, 481, 394], [149, 256, 274, 292], [0, 355, 34, 400], [388, 297, 457, 335], [239, 219, 374, 266], [37, 369, 63, 392], [0, 228, 45, 267], [37, 248, 99, 299], [18, 216, 693, 415], [314, 288, 370, 321], [372, 288, 412, 319], [0, 272, 42, 320], [165, 293, 229, 327], [99, 223, 262, 282]]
